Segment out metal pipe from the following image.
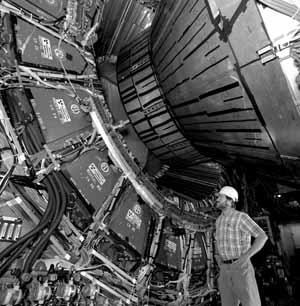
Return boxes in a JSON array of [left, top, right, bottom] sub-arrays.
[[81, 271, 137, 304], [106, 0, 135, 56], [90, 249, 136, 284]]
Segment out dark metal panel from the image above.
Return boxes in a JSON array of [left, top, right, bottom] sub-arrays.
[[158, 162, 226, 198], [64, 149, 122, 211], [150, 0, 287, 178], [117, 31, 208, 167], [14, 17, 89, 74], [4, 86, 92, 152], [155, 219, 182, 271], [215, 0, 270, 65], [107, 186, 156, 256], [30, 87, 92, 144], [241, 60, 300, 178]]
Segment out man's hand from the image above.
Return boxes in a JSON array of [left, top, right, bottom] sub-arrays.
[[235, 232, 268, 268], [215, 254, 222, 267], [234, 253, 250, 268]]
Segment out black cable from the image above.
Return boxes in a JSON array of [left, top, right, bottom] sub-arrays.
[[23, 125, 41, 154], [3, 90, 44, 155], [26, 124, 43, 152], [182, 235, 192, 270], [0, 182, 46, 276], [0, 177, 54, 263], [0, 93, 53, 276], [10, 175, 46, 191], [21, 131, 36, 155], [59, 149, 83, 164], [3, 92, 34, 155], [0, 161, 17, 195], [39, 15, 66, 25], [22, 174, 59, 272], [23, 173, 67, 273], [0, 236, 36, 276], [0, 167, 56, 276]]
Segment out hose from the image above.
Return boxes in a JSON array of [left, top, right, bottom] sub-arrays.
[[23, 173, 67, 273], [0, 236, 35, 276], [10, 176, 46, 191], [21, 174, 58, 272], [0, 177, 54, 263]]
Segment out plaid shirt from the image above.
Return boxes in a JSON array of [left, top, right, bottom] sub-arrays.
[[215, 209, 264, 260]]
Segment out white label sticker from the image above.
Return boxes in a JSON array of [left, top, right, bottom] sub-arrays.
[[133, 204, 141, 215], [53, 98, 71, 124], [125, 209, 142, 230], [54, 48, 64, 60], [39, 36, 53, 60], [165, 239, 177, 253], [88, 163, 106, 186], [100, 162, 110, 173], [70, 104, 80, 115]]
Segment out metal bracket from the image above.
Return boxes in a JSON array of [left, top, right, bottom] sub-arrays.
[[30, 149, 48, 168], [43, 145, 60, 170], [257, 45, 277, 64], [111, 120, 129, 131], [257, 31, 300, 64], [31, 145, 60, 182]]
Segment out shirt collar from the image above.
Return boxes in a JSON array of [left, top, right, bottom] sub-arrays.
[[221, 207, 235, 217]]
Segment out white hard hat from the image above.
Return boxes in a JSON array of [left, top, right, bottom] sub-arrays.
[[219, 186, 239, 202]]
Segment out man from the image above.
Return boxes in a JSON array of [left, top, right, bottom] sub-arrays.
[[215, 186, 268, 306]]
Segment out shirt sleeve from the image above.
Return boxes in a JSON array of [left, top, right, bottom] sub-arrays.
[[240, 213, 265, 237]]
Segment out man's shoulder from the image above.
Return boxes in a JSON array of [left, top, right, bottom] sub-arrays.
[[235, 210, 253, 222], [232, 209, 248, 220], [235, 210, 245, 216]]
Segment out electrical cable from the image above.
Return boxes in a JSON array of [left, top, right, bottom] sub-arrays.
[[10, 175, 46, 191], [0, 158, 17, 195], [0, 122, 18, 195], [0, 90, 58, 276], [182, 235, 192, 271], [1, 119, 58, 273], [59, 148, 83, 164], [26, 124, 43, 152], [22, 173, 59, 273], [75, 264, 106, 272], [2, 91, 36, 154], [0, 235, 36, 277], [39, 15, 66, 26], [0, 176, 54, 263], [0, 201, 54, 277], [23, 173, 67, 273]]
